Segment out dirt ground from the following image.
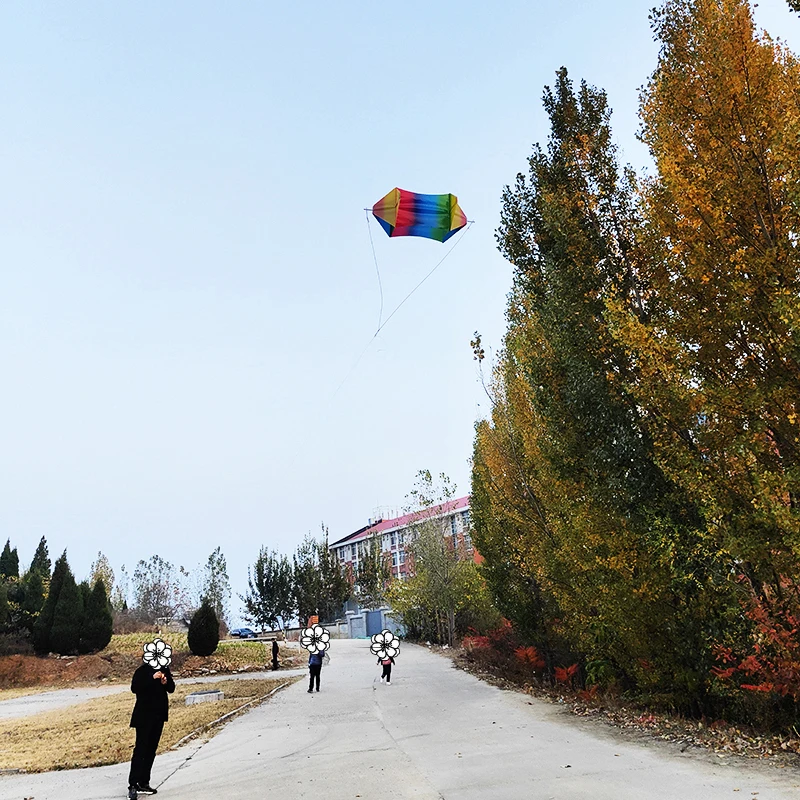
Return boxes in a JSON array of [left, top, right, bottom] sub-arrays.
[[0, 646, 303, 689]]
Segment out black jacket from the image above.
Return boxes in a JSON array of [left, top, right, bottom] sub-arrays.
[[130, 664, 175, 727]]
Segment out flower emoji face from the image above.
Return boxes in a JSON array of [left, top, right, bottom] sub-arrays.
[[300, 624, 330, 654], [142, 638, 172, 669], [370, 629, 400, 660]]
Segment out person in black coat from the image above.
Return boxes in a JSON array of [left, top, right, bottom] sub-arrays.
[[128, 652, 175, 799], [271, 639, 280, 670]]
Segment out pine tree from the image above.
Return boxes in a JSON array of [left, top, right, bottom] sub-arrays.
[[188, 599, 219, 656], [32, 551, 68, 654], [19, 570, 45, 632], [49, 567, 82, 655], [0, 583, 9, 632], [0, 541, 14, 579], [30, 537, 51, 579], [80, 579, 113, 653]]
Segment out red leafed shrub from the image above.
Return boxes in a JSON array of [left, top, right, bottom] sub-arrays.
[[711, 575, 800, 701], [462, 635, 491, 652], [554, 663, 579, 686], [577, 684, 599, 703], [515, 646, 546, 670]]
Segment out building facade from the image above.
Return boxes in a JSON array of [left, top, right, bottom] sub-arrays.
[[329, 495, 478, 583]]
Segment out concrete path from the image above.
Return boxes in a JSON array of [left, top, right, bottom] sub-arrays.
[[1, 640, 798, 800], [0, 668, 308, 720]]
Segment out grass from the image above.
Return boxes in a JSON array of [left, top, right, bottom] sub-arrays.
[[0, 676, 301, 773]]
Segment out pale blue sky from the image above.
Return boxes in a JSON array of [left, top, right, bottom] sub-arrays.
[[1, 1, 798, 619]]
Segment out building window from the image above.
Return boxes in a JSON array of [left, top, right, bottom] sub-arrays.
[[450, 515, 458, 536], [390, 532, 397, 548], [462, 510, 471, 528], [399, 550, 405, 564], [392, 552, 399, 567]]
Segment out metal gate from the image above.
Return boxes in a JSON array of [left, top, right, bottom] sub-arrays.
[[366, 609, 383, 637]]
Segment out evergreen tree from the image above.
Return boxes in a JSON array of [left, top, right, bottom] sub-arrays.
[[80, 579, 113, 653], [0, 583, 9, 633], [32, 551, 68, 654], [19, 570, 45, 633], [0, 540, 15, 579], [49, 567, 82, 655], [187, 599, 219, 656], [29, 536, 51, 579]]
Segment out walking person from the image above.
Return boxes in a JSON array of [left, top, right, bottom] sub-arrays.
[[378, 654, 395, 685], [308, 648, 324, 692], [272, 639, 280, 671], [128, 639, 175, 799]]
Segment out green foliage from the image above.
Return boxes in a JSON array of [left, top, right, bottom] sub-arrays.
[[201, 547, 231, 626], [89, 552, 114, 598], [30, 536, 51, 580], [293, 527, 351, 623], [79, 579, 113, 653], [188, 599, 220, 656], [0, 540, 19, 579], [32, 551, 69, 654], [18, 570, 45, 633], [242, 548, 294, 631], [355, 536, 391, 611], [49, 567, 82, 655], [0, 583, 10, 632]]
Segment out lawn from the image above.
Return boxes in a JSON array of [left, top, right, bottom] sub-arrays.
[[0, 676, 301, 772]]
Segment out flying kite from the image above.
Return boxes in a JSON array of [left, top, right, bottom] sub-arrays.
[[372, 188, 467, 243]]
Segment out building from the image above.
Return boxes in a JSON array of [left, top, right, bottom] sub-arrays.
[[329, 495, 478, 583]]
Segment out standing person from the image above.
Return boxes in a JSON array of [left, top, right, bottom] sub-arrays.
[[307, 648, 324, 693], [128, 639, 175, 800], [378, 653, 395, 685], [271, 639, 280, 671]]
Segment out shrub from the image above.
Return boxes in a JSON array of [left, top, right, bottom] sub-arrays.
[[49, 570, 82, 655], [188, 600, 219, 657], [79, 579, 113, 653]]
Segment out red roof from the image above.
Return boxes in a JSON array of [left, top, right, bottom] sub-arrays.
[[330, 495, 470, 547]]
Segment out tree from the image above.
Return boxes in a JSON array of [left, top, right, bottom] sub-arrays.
[[472, 61, 736, 705], [29, 536, 51, 579], [0, 540, 18, 579], [49, 566, 82, 655], [293, 534, 321, 624], [18, 570, 45, 632], [132, 555, 187, 623], [316, 528, 351, 623], [355, 536, 391, 611], [241, 548, 294, 631], [80, 579, 113, 653], [200, 547, 231, 627], [110, 564, 129, 612], [188, 599, 220, 656], [89, 552, 114, 598], [32, 550, 69, 654], [0, 583, 9, 633], [292, 529, 351, 623]]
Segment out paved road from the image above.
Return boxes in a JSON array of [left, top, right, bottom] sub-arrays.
[[1, 640, 798, 800]]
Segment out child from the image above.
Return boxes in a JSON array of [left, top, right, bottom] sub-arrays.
[[378, 653, 395, 685]]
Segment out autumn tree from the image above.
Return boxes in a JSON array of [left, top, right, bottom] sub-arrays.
[[89, 552, 115, 598], [607, 0, 800, 704], [132, 556, 189, 623], [293, 528, 350, 623]]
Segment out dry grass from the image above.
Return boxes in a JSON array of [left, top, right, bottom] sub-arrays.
[[0, 676, 301, 773]]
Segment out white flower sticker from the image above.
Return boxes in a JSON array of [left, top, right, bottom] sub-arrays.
[[300, 624, 330, 654], [142, 637, 172, 668], [370, 629, 400, 660]]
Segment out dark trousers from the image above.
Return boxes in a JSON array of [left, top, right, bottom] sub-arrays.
[[128, 719, 164, 787], [272, 657, 279, 670], [309, 663, 321, 691], [381, 664, 392, 681]]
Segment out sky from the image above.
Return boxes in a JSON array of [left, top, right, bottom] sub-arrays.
[[1, 1, 799, 623]]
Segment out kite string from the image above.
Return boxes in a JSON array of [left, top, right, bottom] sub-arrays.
[[375, 221, 473, 336], [332, 219, 474, 401], [365, 209, 384, 332]]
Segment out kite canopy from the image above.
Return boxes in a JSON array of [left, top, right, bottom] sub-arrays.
[[372, 188, 467, 243]]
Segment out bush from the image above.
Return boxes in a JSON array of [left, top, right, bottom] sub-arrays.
[[49, 571, 82, 655], [188, 600, 219, 657], [79, 580, 113, 653]]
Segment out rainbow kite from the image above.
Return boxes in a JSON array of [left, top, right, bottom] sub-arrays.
[[372, 188, 467, 243]]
